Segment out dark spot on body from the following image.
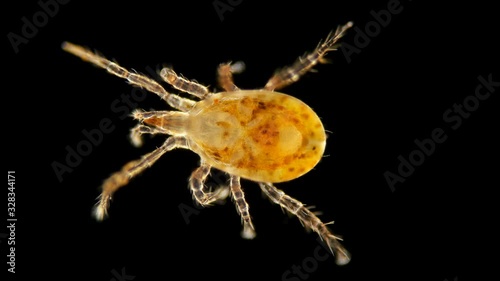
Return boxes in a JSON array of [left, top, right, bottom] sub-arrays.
[[312, 146, 316, 150], [288, 167, 295, 172], [268, 162, 279, 170], [247, 152, 256, 165], [258, 101, 266, 109], [301, 113, 310, 120], [302, 138, 309, 146], [216, 121, 230, 128], [283, 155, 293, 165]]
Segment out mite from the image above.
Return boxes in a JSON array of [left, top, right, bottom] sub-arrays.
[[63, 21, 353, 265]]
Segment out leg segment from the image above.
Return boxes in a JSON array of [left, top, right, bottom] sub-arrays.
[[129, 124, 167, 147], [259, 182, 351, 265], [264, 22, 353, 91], [62, 42, 195, 111], [160, 68, 211, 99], [189, 162, 230, 206], [217, 61, 245, 92], [94, 136, 189, 220], [230, 175, 256, 239]]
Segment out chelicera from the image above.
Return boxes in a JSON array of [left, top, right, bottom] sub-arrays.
[[63, 21, 353, 265]]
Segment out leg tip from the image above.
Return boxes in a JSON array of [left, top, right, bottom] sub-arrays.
[[93, 206, 107, 221], [241, 225, 256, 240], [335, 249, 351, 266], [230, 61, 246, 74], [130, 134, 143, 148]]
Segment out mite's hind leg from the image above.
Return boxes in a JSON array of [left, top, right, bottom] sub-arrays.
[[264, 22, 353, 91], [189, 162, 230, 206], [229, 175, 256, 239], [62, 42, 195, 111], [160, 68, 212, 99], [217, 61, 245, 92], [259, 182, 351, 265], [94, 136, 189, 220]]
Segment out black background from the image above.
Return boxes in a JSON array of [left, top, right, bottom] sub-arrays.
[[4, 0, 498, 281]]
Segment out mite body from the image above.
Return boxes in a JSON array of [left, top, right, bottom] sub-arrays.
[[185, 90, 326, 182]]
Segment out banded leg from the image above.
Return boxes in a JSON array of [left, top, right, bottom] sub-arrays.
[[230, 175, 256, 239], [189, 162, 230, 206], [217, 61, 245, 92], [62, 42, 195, 111], [94, 136, 189, 220], [160, 68, 211, 99], [264, 21, 353, 91], [259, 183, 351, 265]]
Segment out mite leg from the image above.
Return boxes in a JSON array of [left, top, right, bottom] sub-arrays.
[[230, 175, 256, 239], [264, 22, 353, 91], [217, 61, 245, 92], [62, 42, 195, 111], [259, 182, 351, 265], [189, 162, 229, 206], [94, 136, 189, 220], [129, 124, 166, 148], [160, 68, 212, 99]]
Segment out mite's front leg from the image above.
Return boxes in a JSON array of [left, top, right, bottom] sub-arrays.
[[62, 42, 195, 111], [94, 136, 189, 220], [217, 61, 245, 92], [129, 124, 167, 147], [160, 68, 212, 99]]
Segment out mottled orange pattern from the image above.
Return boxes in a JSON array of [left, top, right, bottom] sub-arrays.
[[188, 90, 326, 182]]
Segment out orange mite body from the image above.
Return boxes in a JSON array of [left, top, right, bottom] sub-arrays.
[[187, 90, 326, 183]]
